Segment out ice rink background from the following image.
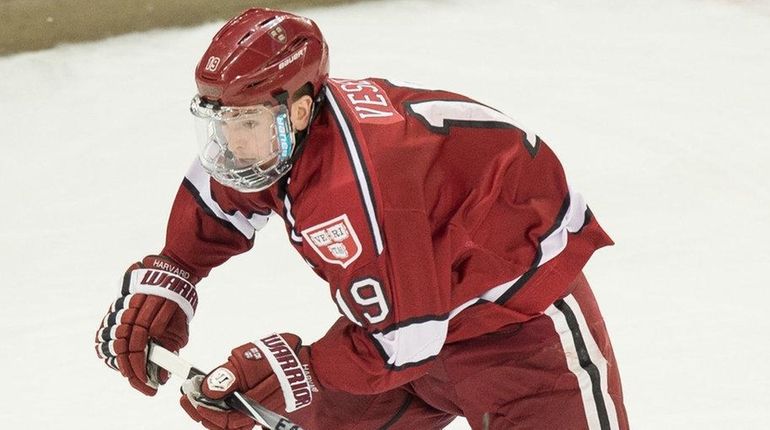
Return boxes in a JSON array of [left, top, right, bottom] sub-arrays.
[[1, 0, 769, 428]]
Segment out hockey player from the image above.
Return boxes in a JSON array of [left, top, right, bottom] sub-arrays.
[[95, 8, 629, 430]]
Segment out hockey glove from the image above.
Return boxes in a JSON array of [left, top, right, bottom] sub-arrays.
[[95, 255, 199, 396], [180, 333, 318, 430]]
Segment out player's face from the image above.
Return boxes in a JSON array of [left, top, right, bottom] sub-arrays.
[[220, 112, 279, 169], [192, 95, 296, 192]]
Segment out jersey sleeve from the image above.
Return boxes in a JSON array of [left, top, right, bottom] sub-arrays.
[[309, 206, 449, 395], [161, 160, 273, 279]]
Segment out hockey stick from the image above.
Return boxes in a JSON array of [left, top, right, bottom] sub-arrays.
[[147, 342, 305, 430]]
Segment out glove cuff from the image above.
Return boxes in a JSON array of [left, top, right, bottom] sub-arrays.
[[122, 255, 200, 322], [253, 333, 317, 412]]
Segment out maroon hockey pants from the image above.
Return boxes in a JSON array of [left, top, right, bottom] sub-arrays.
[[289, 273, 629, 429]]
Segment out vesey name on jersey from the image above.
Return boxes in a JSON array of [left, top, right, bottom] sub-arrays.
[[258, 334, 315, 411], [331, 78, 403, 124]]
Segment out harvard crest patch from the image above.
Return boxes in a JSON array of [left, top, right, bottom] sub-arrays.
[[301, 214, 362, 268]]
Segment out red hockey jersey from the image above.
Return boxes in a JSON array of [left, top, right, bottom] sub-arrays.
[[162, 78, 613, 395]]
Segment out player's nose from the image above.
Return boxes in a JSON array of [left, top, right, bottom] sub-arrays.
[[228, 135, 249, 153]]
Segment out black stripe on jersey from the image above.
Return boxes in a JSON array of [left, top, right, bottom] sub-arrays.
[[278, 180, 303, 245], [533, 192, 573, 266], [571, 207, 594, 235], [378, 394, 414, 430], [201, 182, 272, 219], [372, 313, 449, 336], [389, 354, 440, 371], [554, 299, 611, 430], [367, 313, 448, 371], [382, 79, 436, 92], [529, 135, 544, 158], [182, 178, 242, 234], [367, 332, 442, 372], [368, 332, 390, 362], [494, 192, 572, 305], [326, 88, 385, 256]]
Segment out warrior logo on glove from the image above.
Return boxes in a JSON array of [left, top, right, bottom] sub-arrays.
[[255, 334, 316, 411], [183, 332, 319, 430]]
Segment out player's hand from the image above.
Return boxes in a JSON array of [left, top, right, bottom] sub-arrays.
[[94, 255, 199, 396], [180, 333, 319, 430]]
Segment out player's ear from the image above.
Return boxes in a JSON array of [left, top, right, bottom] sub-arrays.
[[290, 95, 314, 131]]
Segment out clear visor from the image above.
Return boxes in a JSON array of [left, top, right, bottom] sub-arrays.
[[191, 96, 295, 192]]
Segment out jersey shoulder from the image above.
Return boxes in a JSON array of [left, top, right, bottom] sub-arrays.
[[323, 78, 442, 210], [323, 77, 537, 209]]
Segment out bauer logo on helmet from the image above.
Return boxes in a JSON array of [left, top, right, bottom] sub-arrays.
[[279, 47, 307, 71]]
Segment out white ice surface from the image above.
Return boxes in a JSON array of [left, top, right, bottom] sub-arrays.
[[1, 0, 769, 428]]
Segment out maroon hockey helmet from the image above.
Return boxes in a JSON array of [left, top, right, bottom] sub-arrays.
[[190, 9, 329, 192], [194, 8, 329, 107]]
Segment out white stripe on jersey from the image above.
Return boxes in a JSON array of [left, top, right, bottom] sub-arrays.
[[540, 187, 589, 265], [448, 186, 589, 319], [371, 318, 448, 368], [325, 87, 385, 255], [282, 183, 303, 243], [185, 161, 271, 239], [545, 295, 620, 430]]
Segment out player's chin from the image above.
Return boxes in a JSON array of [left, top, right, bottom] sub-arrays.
[[233, 159, 258, 169]]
